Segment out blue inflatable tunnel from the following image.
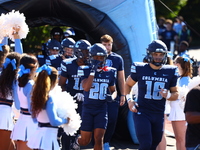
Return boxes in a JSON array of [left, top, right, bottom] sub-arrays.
[[0, 0, 158, 144], [0, 0, 132, 76]]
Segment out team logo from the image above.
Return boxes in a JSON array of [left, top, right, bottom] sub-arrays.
[[105, 59, 112, 67]]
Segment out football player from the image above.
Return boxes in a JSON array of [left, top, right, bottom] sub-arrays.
[[61, 38, 76, 59], [100, 34, 125, 150], [45, 39, 63, 74], [59, 39, 91, 150], [71, 43, 117, 150], [125, 40, 179, 149]]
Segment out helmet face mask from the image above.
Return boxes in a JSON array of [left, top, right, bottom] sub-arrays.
[[74, 40, 91, 65], [89, 43, 107, 68], [46, 39, 62, 56], [147, 40, 168, 66], [148, 52, 167, 66], [90, 55, 106, 68], [63, 47, 74, 57], [50, 27, 63, 41]]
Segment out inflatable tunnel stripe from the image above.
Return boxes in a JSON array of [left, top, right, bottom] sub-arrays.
[[127, 110, 139, 144]]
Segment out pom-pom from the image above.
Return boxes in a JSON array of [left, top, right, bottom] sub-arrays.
[[178, 85, 189, 109], [188, 76, 200, 90], [0, 13, 8, 43], [177, 76, 200, 109], [52, 86, 82, 136], [2, 10, 29, 41]]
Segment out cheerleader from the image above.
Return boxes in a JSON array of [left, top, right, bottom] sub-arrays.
[[168, 56, 193, 150], [0, 52, 21, 150], [11, 54, 38, 150], [27, 65, 69, 150]]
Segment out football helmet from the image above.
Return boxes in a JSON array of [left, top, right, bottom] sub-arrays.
[[50, 27, 63, 37], [74, 40, 91, 64], [46, 39, 62, 51], [146, 40, 168, 66], [74, 39, 91, 58], [64, 28, 75, 37], [89, 43, 107, 67], [61, 38, 75, 48]]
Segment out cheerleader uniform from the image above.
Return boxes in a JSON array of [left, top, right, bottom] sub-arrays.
[[0, 95, 14, 131], [0, 39, 23, 132], [0, 81, 20, 131], [27, 91, 68, 150], [168, 76, 191, 121], [11, 80, 38, 141]]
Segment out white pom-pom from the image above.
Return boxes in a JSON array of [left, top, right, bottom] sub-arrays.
[[2, 10, 29, 41], [0, 13, 8, 42], [178, 85, 189, 101], [178, 85, 189, 109], [52, 86, 82, 136], [188, 76, 200, 90]]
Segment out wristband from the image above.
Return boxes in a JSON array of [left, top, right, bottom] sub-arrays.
[[121, 95, 125, 97], [90, 72, 95, 76], [166, 92, 171, 99], [126, 94, 133, 102]]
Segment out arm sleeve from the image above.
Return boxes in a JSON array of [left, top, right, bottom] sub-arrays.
[[60, 61, 68, 77], [12, 82, 20, 110], [109, 69, 116, 86], [130, 63, 138, 82], [118, 56, 124, 71], [46, 96, 68, 126], [14, 39, 23, 54], [169, 68, 179, 88], [23, 82, 33, 113]]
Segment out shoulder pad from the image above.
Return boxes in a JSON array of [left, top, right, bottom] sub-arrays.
[[131, 62, 146, 73], [46, 59, 51, 65], [37, 55, 44, 58], [61, 63, 67, 72], [62, 58, 75, 65], [162, 65, 179, 76], [49, 55, 57, 60], [79, 65, 90, 69], [111, 52, 121, 58], [133, 62, 146, 67], [162, 64, 177, 69]]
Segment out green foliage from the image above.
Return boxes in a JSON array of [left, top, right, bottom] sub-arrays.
[[179, 0, 200, 40], [22, 25, 67, 53], [154, 0, 187, 19], [154, 0, 200, 47]]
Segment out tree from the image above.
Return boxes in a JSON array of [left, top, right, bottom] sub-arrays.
[[179, 0, 200, 40], [22, 25, 67, 53], [154, 0, 187, 19]]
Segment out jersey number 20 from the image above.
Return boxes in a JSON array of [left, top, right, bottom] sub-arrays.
[[89, 83, 108, 100]]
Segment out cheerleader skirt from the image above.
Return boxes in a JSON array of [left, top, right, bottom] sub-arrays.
[[0, 105, 14, 131], [10, 113, 38, 141], [168, 99, 185, 121], [27, 127, 60, 150]]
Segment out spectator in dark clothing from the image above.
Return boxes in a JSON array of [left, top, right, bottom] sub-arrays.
[[159, 19, 178, 52], [178, 24, 192, 44], [184, 65, 200, 150], [158, 17, 166, 35]]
